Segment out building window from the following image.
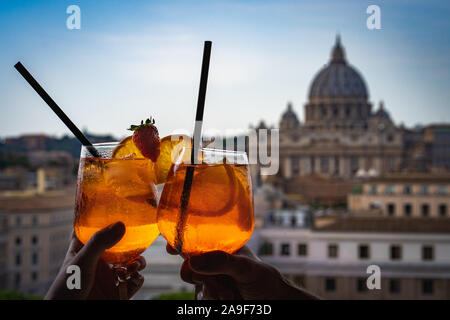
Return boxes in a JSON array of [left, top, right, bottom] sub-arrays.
[[325, 278, 336, 292], [15, 216, 22, 227], [437, 186, 446, 195], [334, 157, 339, 175], [422, 246, 434, 261], [14, 273, 21, 287], [369, 185, 377, 195], [258, 241, 273, 256], [357, 278, 367, 293], [15, 236, 22, 245], [439, 204, 447, 217], [369, 202, 381, 210], [403, 186, 412, 195], [291, 157, 300, 176], [31, 235, 39, 245], [15, 253, 22, 266], [320, 157, 329, 173], [387, 203, 395, 216], [332, 105, 338, 117], [345, 105, 351, 117], [389, 279, 401, 294], [390, 245, 402, 260], [421, 279, 434, 295], [386, 185, 395, 195], [358, 245, 370, 259], [32, 215, 39, 226], [281, 243, 290, 256], [387, 156, 394, 170], [328, 244, 338, 258], [321, 105, 327, 118], [298, 243, 307, 256], [404, 204, 412, 216], [420, 186, 429, 195], [31, 271, 38, 282], [32, 252, 39, 265], [310, 156, 315, 172], [421, 204, 430, 217], [351, 157, 358, 174]]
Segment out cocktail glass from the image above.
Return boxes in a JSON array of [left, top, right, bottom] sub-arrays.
[[74, 142, 160, 294], [157, 147, 254, 256]]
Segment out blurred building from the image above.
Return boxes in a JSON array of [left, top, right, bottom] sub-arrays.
[[4, 134, 49, 151], [0, 167, 29, 191], [252, 36, 450, 206], [277, 36, 403, 181], [0, 167, 75, 193], [0, 183, 74, 295], [348, 173, 449, 217], [258, 216, 450, 299], [424, 124, 450, 172]]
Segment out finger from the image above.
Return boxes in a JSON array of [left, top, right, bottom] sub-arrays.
[[189, 251, 255, 282], [127, 256, 146, 274], [180, 259, 209, 285], [66, 235, 83, 258], [127, 273, 144, 298], [166, 243, 178, 255], [77, 222, 125, 265], [235, 245, 260, 261], [180, 260, 196, 284]]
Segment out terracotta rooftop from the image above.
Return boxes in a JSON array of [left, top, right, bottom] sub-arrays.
[[0, 191, 75, 213], [314, 217, 450, 234]]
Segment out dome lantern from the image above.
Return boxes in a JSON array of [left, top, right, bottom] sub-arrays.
[[331, 34, 346, 64]]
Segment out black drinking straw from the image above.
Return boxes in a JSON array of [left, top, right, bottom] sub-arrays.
[[174, 41, 212, 253], [14, 62, 100, 158]]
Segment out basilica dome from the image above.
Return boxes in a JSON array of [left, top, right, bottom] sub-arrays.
[[308, 36, 368, 100]]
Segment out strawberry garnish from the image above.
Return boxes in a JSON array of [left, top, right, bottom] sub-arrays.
[[128, 118, 160, 162]]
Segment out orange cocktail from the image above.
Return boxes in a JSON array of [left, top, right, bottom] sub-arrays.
[[74, 142, 160, 265], [157, 148, 254, 255]]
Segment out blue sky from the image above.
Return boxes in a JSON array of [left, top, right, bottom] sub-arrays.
[[0, 0, 449, 139]]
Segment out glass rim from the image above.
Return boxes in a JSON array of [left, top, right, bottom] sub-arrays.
[[89, 141, 120, 147], [182, 147, 248, 155]]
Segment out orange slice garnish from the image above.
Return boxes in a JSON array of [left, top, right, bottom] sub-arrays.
[[187, 164, 238, 217], [112, 136, 144, 159], [155, 134, 192, 184]]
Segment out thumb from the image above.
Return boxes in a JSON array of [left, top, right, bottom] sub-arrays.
[[77, 222, 125, 264], [189, 251, 255, 282]]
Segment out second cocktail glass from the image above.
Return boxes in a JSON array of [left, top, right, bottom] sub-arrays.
[[157, 147, 255, 256]]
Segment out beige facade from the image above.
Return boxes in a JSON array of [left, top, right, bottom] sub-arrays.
[[286, 275, 450, 300], [0, 191, 74, 295], [348, 174, 450, 217], [258, 216, 450, 300]]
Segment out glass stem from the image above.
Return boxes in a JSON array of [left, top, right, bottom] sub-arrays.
[[112, 265, 130, 300]]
